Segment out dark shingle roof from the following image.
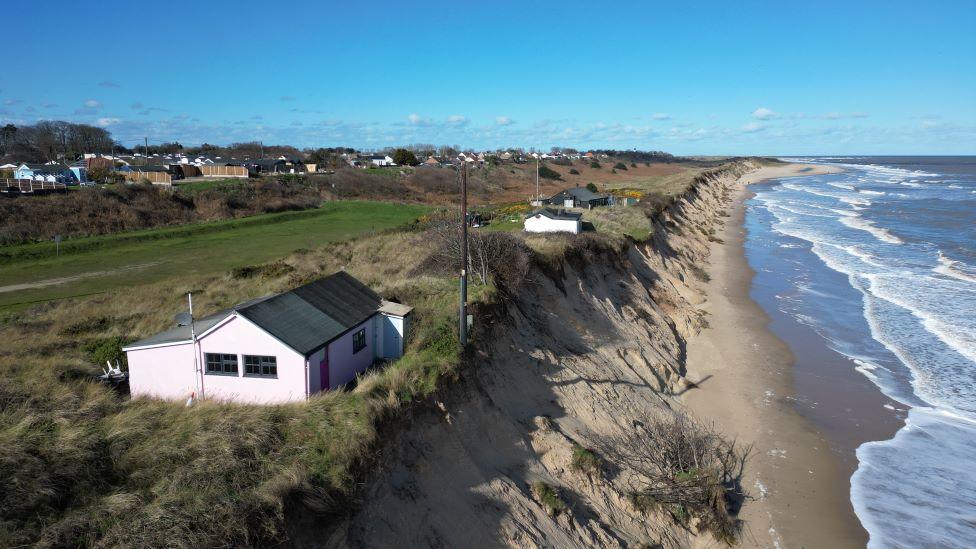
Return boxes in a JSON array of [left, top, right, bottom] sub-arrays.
[[27, 163, 70, 173], [238, 272, 381, 355], [526, 207, 583, 221], [551, 187, 606, 202], [125, 272, 384, 356]]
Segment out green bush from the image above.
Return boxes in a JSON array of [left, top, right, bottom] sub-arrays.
[[613, 162, 628, 170], [589, 161, 601, 169], [84, 336, 129, 369], [531, 481, 567, 516], [569, 168, 580, 175], [570, 444, 601, 476], [585, 182, 598, 193], [392, 148, 420, 166], [537, 165, 562, 180]]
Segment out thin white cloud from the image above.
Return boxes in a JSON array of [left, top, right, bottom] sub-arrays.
[[407, 113, 432, 126], [752, 107, 777, 120], [446, 115, 469, 126], [741, 121, 766, 133], [97, 117, 120, 127], [84, 99, 102, 108], [495, 116, 514, 126], [652, 113, 671, 120]]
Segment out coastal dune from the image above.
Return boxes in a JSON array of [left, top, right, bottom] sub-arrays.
[[310, 162, 852, 548], [306, 163, 743, 547]]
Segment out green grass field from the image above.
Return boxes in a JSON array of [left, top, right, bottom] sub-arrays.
[[0, 200, 429, 311]]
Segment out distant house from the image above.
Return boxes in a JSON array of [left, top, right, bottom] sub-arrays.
[[499, 151, 513, 161], [123, 272, 412, 404], [14, 163, 74, 183], [369, 155, 395, 167], [547, 186, 610, 209], [423, 156, 440, 166], [67, 162, 88, 183], [523, 207, 582, 234]]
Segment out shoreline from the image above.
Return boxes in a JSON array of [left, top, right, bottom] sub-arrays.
[[682, 163, 886, 548]]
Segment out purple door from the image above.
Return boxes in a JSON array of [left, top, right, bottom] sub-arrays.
[[319, 350, 330, 391]]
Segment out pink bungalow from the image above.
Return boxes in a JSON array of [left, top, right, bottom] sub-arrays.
[[122, 272, 412, 404]]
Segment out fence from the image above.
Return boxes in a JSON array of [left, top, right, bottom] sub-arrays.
[[123, 171, 172, 185], [1, 178, 67, 193], [199, 165, 248, 178]]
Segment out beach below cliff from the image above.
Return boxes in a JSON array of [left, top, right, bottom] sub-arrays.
[[682, 162, 901, 548]]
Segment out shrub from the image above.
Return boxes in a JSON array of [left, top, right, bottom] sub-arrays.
[[84, 336, 129, 369], [589, 161, 601, 169], [630, 162, 637, 168], [537, 165, 562, 180], [570, 444, 601, 476], [689, 264, 711, 282], [640, 191, 674, 217], [613, 162, 628, 170], [600, 411, 747, 545], [569, 168, 580, 175], [551, 157, 572, 166], [585, 182, 598, 193], [392, 148, 420, 166], [531, 481, 567, 516]]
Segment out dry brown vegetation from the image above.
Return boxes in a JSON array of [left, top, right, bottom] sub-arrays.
[[0, 179, 325, 245], [601, 411, 748, 545]]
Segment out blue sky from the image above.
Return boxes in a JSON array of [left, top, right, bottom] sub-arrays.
[[2, 0, 974, 155]]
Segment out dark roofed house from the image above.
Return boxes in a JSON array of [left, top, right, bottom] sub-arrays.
[[123, 271, 412, 404], [547, 186, 610, 209], [523, 207, 583, 234]]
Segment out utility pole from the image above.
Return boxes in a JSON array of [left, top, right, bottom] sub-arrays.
[[535, 155, 540, 204], [459, 162, 468, 346], [145, 137, 149, 160]]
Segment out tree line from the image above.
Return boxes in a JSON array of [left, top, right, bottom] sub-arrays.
[[0, 121, 114, 164]]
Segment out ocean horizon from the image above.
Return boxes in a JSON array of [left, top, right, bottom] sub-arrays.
[[746, 156, 976, 547]]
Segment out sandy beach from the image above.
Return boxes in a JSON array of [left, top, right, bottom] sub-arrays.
[[683, 163, 877, 548]]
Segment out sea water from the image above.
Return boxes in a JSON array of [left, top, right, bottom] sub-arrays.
[[745, 157, 976, 548]]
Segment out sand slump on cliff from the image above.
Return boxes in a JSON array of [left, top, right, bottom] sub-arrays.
[[311, 165, 750, 548]]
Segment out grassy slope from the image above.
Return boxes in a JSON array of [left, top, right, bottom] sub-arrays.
[[0, 228, 488, 547], [0, 201, 430, 311]]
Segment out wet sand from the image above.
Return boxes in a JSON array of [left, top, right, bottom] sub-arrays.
[[682, 164, 901, 548]]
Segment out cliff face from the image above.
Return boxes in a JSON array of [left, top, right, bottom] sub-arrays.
[[323, 162, 753, 548]]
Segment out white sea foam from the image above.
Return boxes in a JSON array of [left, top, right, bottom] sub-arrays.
[[852, 408, 976, 548], [860, 189, 886, 196], [839, 216, 903, 244], [935, 252, 976, 284], [753, 158, 975, 548]]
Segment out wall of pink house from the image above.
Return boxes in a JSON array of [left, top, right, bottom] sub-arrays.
[[196, 315, 307, 404], [128, 342, 197, 400], [327, 317, 374, 388]]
